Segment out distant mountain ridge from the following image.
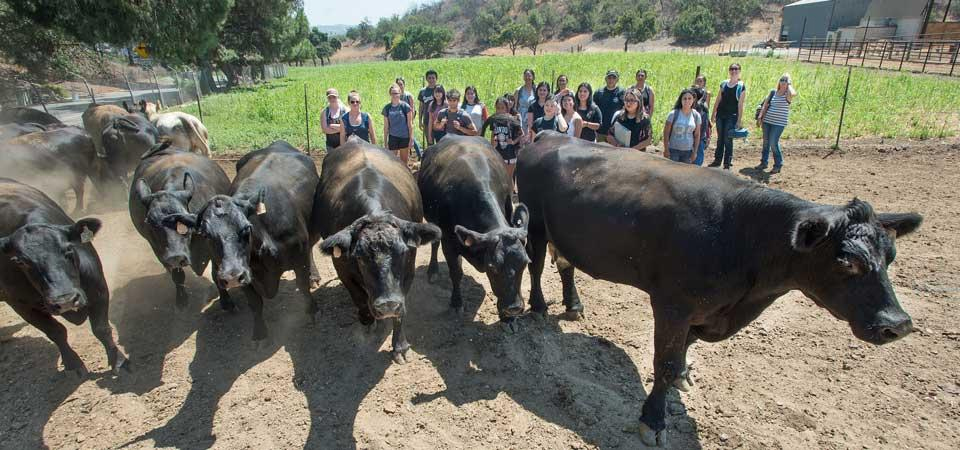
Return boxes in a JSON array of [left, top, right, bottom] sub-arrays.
[[315, 24, 350, 36]]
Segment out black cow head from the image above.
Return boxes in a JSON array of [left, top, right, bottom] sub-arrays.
[[790, 198, 923, 345], [101, 115, 158, 161], [454, 203, 531, 319], [320, 212, 441, 320], [0, 218, 101, 314], [136, 173, 195, 270], [175, 189, 268, 290]]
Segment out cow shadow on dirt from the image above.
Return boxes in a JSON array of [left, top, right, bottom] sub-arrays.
[[739, 167, 772, 184], [97, 272, 211, 394], [407, 265, 704, 449], [0, 334, 84, 449]]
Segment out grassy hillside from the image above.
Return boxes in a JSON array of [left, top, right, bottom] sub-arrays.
[[179, 52, 960, 153]]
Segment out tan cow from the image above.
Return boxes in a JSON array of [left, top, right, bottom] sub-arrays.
[[81, 103, 128, 158], [139, 101, 210, 156]]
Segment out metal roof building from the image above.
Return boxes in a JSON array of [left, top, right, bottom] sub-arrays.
[[780, 0, 873, 41]]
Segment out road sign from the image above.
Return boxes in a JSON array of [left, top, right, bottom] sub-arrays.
[[134, 43, 150, 58]]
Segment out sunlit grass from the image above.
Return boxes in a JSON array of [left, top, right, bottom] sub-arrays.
[[178, 52, 960, 152]]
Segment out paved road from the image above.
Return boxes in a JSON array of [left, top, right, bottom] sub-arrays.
[[27, 88, 182, 126]]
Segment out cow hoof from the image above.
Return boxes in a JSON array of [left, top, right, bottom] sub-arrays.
[[499, 319, 521, 334], [673, 370, 694, 392], [427, 266, 439, 284], [637, 421, 666, 447], [561, 310, 584, 321], [392, 350, 409, 365], [65, 364, 89, 380], [113, 353, 132, 376], [309, 276, 322, 291]]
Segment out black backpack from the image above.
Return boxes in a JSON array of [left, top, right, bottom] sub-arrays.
[[755, 89, 775, 121]]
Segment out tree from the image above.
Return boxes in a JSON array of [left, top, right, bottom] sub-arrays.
[[673, 5, 716, 44], [495, 22, 537, 56], [615, 9, 657, 52], [309, 27, 341, 66], [387, 24, 452, 60], [674, 0, 760, 35], [216, 0, 308, 86]]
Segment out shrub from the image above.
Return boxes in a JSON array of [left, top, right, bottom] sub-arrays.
[[673, 6, 716, 44]]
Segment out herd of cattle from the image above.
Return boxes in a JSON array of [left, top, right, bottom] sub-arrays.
[[0, 103, 924, 446]]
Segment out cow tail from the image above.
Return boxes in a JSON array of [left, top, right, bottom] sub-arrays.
[[185, 118, 211, 157]]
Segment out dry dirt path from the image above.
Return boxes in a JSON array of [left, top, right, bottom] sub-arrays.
[[0, 139, 958, 449]]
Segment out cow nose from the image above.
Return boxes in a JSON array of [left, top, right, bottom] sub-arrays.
[[878, 318, 913, 343], [165, 255, 190, 269], [51, 291, 83, 313], [219, 270, 251, 289], [372, 298, 403, 319]]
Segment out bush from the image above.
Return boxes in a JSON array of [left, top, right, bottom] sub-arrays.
[[673, 6, 716, 44]]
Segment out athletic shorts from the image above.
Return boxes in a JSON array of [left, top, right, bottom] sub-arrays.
[[497, 145, 518, 163], [388, 135, 409, 150]]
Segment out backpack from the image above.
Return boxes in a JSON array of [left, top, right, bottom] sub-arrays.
[[755, 89, 775, 121]]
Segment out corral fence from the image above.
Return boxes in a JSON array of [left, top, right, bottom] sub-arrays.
[[796, 37, 960, 76]]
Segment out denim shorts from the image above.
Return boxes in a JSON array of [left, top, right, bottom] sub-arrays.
[[668, 149, 693, 163]]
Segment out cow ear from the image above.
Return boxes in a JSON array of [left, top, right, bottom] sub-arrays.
[[237, 188, 267, 217], [512, 203, 530, 230], [69, 218, 102, 244], [791, 216, 831, 252], [405, 222, 441, 248], [454, 225, 485, 248], [135, 178, 153, 206], [0, 236, 11, 255], [320, 229, 352, 258], [877, 212, 923, 239], [176, 172, 195, 204]]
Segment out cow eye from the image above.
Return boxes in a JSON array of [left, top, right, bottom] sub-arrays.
[[10, 256, 27, 268], [836, 257, 862, 275]]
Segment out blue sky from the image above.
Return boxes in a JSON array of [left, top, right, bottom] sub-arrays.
[[304, 0, 431, 27]]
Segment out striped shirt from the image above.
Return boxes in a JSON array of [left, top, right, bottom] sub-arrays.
[[763, 90, 791, 127]]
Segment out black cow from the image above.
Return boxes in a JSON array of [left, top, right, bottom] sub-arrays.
[[517, 132, 923, 446], [0, 107, 64, 127], [0, 178, 128, 376], [176, 141, 320, 342], [418, 135, 529, 325], [7, 126, 125, 210], [312, 136, 440, 364], [0, 123, 47, 142], [129, 142, 232, 309], [101, 114, 159, 184]]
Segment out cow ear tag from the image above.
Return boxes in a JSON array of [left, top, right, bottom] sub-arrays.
[[176, 222, 189, 235], [464, 236, 474, 247], [333, 246, 343, 258], [256, 202, 267, 215], [80, 227, 94, 244]]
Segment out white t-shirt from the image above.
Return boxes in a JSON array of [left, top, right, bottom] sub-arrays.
[[665, 109, 701, 151]]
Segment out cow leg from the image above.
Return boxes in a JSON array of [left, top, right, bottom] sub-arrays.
[[8, 303, 87, 377], [559, 265, 584, 320], [294, 255, 319, 324], [87, 295, 130, 375], [526, 234, 549, 314], [308, 250, 322, 290], [243, 285, 268, 342], [440, 237, 464, 313], [171, 268, 188, 310], [390, 316, 411, 364], [72, 176, 85, 214], [426, 241, 440, 283], [637, 305, 691, 447]]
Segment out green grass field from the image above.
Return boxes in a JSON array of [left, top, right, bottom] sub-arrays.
[[178, 52, 960, 153]]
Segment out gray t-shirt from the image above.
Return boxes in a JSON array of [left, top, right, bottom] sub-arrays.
[[665, 109, 701, 151], [382, 102, 412, 138]]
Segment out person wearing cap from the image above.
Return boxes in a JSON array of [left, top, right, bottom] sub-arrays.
[[593, 70, 625, 143], [321, 88, 344, 150]]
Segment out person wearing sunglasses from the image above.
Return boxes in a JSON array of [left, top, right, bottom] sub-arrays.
[[608, 87, 651, 151], [339, 90, 377, 145], [709, 63, 746, 170], [383, 83, 415, 165], [756, 73, 797, 174]]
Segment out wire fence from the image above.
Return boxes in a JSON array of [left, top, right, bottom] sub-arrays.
[[796, 38, 960, 76]]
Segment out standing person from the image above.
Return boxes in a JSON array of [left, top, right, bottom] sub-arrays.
[[382, 83, 415, 165], [693, 74, 711, 111], [339, 91, 377, 145], [320, 88, 344, 151], [709, 63, 746, 170], [418, 70, 439, 146], [434, 89, 477, 137], [575, 82, 602, 142], [607, 88, 651, 151], [633, 69, 656, 117], [691, 86, 711, 166], [397, 77, 422, 159], [483, 96, 524, 186], [515, 69, 536, 132], [531, 98, 567, 134], [560, 94, 583, 139], [524, 81, 552, 142], [756, 73, 797, 174], [662, 89, 702, 164], [594, 69, 625, 143], [554, 74, 571, 103], [426, 84, 447, 145], [462, 86, 488, 136]]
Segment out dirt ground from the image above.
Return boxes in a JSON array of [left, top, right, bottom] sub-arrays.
[[0, 138, 958, 450]]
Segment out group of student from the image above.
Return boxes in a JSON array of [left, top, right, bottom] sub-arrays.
[[319, 63, 797, 175]]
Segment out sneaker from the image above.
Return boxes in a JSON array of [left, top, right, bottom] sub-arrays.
[[770, 166, 781, 174], [754, 163, 768, 170], [707, 160, 722, 167]]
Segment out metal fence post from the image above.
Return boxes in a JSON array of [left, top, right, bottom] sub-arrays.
[[174, 72, 184, 106], [151, 68, 164, 108], [833, 66, 853, 151], [192, 71, 204, 123], [921, 42, 932, 73], [122, 71, 137, 106], [303, 84, 311, 154], [950, 41, 959, 76], [899, 42, 908, 70], [878, 41, 888, 69]]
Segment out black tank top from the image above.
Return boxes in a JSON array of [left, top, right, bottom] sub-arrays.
[[325, 106, 342, 148], [342, 112, 370, 142], [717, 81, 742, 118]]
